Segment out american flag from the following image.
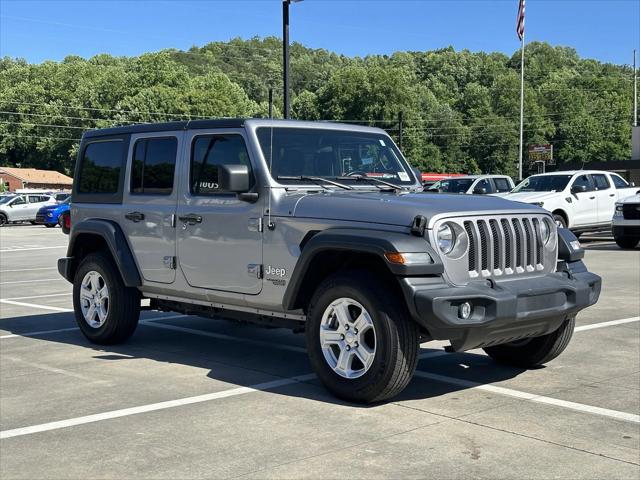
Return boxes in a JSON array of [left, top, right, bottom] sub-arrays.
[[516, 0, 526, 41]]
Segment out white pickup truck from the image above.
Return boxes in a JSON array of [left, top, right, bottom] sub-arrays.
[[612, 193, 640, 248], [498, 170, 639, 236]]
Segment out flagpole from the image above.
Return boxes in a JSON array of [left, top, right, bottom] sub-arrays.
[[518, 29, 525, 181]]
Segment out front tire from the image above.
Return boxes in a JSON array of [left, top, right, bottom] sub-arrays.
[[483, 316, 575, 368], [553, 214, 567, 229], [305, 271, 419, 403], [73, 252, 140, 345]]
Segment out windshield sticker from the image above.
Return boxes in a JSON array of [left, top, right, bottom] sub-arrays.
[[379, 139, 386, 146], [398, 172, 410, 181]]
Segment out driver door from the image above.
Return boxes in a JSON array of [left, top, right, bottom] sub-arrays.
[[569, 174, 597, 227], [9, 196, 30, 220]]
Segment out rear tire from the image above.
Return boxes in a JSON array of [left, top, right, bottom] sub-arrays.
[[45, 224, 56, 228], [483, 316, 575, 368], [614, 236, 639, 249], [73, 252, 140, 345], [305, 271, 419, 403], [0, 214, 6, 227]]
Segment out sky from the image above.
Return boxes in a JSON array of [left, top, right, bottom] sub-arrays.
[[0, 0, 638, 66]]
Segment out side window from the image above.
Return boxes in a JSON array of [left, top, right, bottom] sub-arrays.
[[494, 178, 511, 192], [572, 174, 593, 191], [190, 135, 253, 195], [611, 175, 629, 189], [592, 174, 610, 190], [474, 179, 492, 193], [130, 137, 178, 195], [78, 140, 125, 194], [28, 195, 38, 203], [12, 196, 26, 205]]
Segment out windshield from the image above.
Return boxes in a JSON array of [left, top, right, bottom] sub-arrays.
[[435, 178, 474, 193], [513, 175, 572, 193], [0, 195, 16, 204], [256, 127, 415, 186]]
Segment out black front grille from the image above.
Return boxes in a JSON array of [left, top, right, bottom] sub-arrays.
[[501, 219, 512, 269], [622, 204, 640, 220], [478, 220, 488, 271], [464, 221, 475, 271]]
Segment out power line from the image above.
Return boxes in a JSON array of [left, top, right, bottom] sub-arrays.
[[0, 133, 80, 142]]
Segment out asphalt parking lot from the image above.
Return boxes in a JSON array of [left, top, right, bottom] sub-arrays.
[[0, 225, 638, 479]]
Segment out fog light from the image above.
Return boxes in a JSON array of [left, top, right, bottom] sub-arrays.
[[458, 302, 472, 320]]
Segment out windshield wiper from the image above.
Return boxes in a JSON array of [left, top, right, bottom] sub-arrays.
[[338, 174, 405, 192], [276, 176, 353, 190]]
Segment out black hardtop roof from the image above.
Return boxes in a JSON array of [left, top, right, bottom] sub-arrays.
[[82, 118, 246, 139]]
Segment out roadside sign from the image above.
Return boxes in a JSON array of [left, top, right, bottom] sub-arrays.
[[528, 144, 554, 165]]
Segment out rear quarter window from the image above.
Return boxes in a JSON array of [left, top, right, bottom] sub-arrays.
[[74, 137, 127, 203]]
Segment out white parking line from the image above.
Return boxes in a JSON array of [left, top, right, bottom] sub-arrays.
[[2, 292, 71, 301], [0, 374, 316, 440], [414, 371, 640, 424], [574, 316, 640, 332], [0, 300, 71, 312], [0, 267, 58, 273], [0, 246, 67, 253], [0, 278, 64, 285]]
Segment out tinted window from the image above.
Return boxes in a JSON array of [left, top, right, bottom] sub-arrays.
[[572, 174, 593, 191], [438, 178, 474, 193], [11, 196, 26, 205], [494, 178, 511, 192], [592, 174, 610, 190], [131, 137, 177, 195], [28, 195, 41, 203], [611, 175, 629, 189], [191, 135, 252, 195], [78, 141, 124, 194]]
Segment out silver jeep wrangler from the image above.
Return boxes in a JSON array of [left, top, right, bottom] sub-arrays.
[[58, 119, 601, 403]]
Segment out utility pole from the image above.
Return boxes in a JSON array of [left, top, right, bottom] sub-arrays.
[[282, 1, 303, 119], [268, 88, 274, 119], [634, 49, 637, 127]]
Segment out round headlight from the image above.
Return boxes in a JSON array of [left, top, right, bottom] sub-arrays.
[[437, 223, 456, 254], [539, 219, 550, 244]]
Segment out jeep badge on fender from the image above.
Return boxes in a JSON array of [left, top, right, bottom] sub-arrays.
[[58, 118, 601, 403]]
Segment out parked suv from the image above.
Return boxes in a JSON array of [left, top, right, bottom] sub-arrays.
[[0, 194, 56, 226], [612, 193, 640, 249], [427, 175, 514, 194], [35, 197, 70, 227], [499, 171, 638, 235], [58, 119, 601, 403]]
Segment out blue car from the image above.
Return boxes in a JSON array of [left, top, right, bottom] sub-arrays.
[[36, 198, 70, 227]]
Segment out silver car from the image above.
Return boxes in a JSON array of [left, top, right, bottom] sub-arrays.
[[0, 194, 56, 226]]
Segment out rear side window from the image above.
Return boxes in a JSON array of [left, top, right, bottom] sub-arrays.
[[78, 141, 124, 194], [572, 174, 593, 191], [190, 135, 253, 195], [611, 175, 629, 189], [592, 174, 610, 190], [494, 178, 512, 192], [131, 137, 178, 195]]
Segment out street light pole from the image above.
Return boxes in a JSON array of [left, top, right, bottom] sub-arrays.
[[283, 0, 302, 120], [283, 0, 290, 119]]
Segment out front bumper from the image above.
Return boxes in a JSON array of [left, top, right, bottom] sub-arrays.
[[612, 225, 640, 238], [35, 213, 56, 225], [402, 261, 601, 351]]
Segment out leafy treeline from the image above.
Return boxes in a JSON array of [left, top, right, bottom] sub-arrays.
[[0, 37, 635, 176]]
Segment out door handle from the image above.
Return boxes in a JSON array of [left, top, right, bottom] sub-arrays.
[[589, 196, 595, 200], [125, 211, 145, 222], [609, 193, 615, 197], [178, 214, 202, 225]]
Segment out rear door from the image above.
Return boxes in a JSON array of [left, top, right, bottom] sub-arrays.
[[27, 195, 47, 220], [592, 173, 616, 223], [121, 132, 182, 284], [176, 129, 263, 295]]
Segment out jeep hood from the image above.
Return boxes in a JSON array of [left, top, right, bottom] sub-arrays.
[[288, 191, 540, 228]]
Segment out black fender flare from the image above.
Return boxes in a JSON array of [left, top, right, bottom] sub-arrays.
[[62, 219, 141, 287], [282, 228, 443, 311]]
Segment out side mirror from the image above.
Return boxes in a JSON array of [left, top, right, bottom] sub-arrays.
[[571, 184, 588, 194], [218, 164, 258, 202], [474, 187, 488, 195], [219, 164, 250, 193]]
